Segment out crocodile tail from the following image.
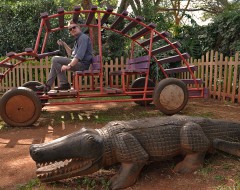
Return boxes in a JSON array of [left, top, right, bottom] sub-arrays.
[[213, 138, 240, 157]]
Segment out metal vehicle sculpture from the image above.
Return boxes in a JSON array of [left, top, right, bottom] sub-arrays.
[[0, 6, 206, 127]]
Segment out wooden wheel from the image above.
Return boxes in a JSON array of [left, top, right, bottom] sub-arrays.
[[153, 78, 188, 115], [0, 87, 42, 127], [131, 77, 155, 106]]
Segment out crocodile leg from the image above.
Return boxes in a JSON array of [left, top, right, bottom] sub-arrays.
[[174, 152, 206, 173], [110, 162, 145, 190], [110, 132, 149, 189], [174, 122, 210, 173]]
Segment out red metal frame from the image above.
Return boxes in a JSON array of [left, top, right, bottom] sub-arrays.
[[0, 7, 205, 108]]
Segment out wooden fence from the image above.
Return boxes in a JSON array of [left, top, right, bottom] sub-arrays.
[[0, 56, 136, 91], [181, 51, 240, 104], [0, 51, 240, 104]]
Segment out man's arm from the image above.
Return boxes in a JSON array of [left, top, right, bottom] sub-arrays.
[[61, 57, 78, 71], [57, 39, 72, 57]]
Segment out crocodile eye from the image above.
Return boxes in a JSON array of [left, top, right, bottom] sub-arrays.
[[88, 136, 94, 141]]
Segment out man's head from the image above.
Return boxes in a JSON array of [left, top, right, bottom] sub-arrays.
[[67, 20, 81, 37]]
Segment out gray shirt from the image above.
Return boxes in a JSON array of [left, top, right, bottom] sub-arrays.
[[72, 32, 93, 64]]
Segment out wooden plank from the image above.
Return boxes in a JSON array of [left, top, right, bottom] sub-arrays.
[[181, 79, 202, 84], [213, 51, 218, 98], [38, 50, 60, 59], [109, 59, 114, 86], [165, 65, 197, 74], [6, 52, 26, 61], [25, 48, 33, 53], [57, 7, 65, 28], [85, 6, 97, 25], [227, 60, 232, 101], [16, 64, 20, 86], [28, 61, 32, 81], [101, 6, 113, 26], [231, 54, 238, 103], [73, 6, 81, 23], [238, 76, 240, 103], [217, 53, 223, 100], [222, 56, 228, 101], [110, 10, 128, 29], [152, 42, 181, 55], [115, 58, 119, 87], [121, 16, 143, 34], [128, 55, 149, 64], [199, 56, 204, 88], [0, 73, 4, 79], [40, 12, 51, 31], [209, 50, 214, 93], [205, 52, 209, 90], [12, 67, 16, 88], [0, 62, 14, 68], [140, 32, 169, 46], [130, 23, 156, 39], [157, 53, 190, 65]]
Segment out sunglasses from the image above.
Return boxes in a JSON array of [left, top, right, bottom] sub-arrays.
[[68, 26, 77, 32]]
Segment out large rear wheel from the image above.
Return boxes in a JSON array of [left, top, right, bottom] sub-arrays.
[[153, 78, 188, 115], [0, 87, 42, 127], [22, 81, 42, 92]]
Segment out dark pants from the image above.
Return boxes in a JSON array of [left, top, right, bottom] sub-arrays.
[[46, 56, 90, 86]]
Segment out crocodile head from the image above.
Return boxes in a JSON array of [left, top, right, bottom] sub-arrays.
[[29, 128, 104, 182]]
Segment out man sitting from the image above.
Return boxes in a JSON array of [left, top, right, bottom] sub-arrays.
[[36, 19, 93, 92]]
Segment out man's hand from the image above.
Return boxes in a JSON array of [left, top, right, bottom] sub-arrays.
[[61, 65, 71, 71], [57, 39, 64, 46]]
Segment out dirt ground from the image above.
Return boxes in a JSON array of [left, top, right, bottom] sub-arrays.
[[0, 98, 240, 190]]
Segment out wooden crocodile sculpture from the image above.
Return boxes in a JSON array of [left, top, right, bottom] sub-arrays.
[[30, 115, 240, 189]]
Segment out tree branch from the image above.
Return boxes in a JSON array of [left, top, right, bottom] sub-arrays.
[[156, 7, 220, 13]]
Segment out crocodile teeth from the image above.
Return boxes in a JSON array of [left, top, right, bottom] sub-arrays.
[[36, 158, 93, 176]]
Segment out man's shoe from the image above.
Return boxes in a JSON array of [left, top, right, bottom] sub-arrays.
[[54, 83, 70, 91], [35, 84, 51, 92]]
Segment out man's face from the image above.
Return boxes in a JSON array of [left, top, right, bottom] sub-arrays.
[[68, 24, 81, 37]]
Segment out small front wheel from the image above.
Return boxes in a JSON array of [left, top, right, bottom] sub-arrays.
[[131, 77, 155, 106], [22, 81, 48, 105], [153, 78, 188, 115], [0, 87, 42, 127]]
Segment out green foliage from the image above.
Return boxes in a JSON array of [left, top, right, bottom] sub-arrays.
[[199, 10, 240, 56], [0, 0, 61, 55], [102, 31, 129, 60], [173, 24, 203, 59]]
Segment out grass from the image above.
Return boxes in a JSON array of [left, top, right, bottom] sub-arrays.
[[215, 181, 240, 190], [40, 104, 163, 125], [16, 177, 111, 190], [16, 178, 41, 190]]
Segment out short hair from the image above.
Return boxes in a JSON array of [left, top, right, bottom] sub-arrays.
[[67, 19, 79, 27]]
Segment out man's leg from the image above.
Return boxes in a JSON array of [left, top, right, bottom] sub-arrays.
[[47, 56, 71, 86], [70, 61, 90, 72]]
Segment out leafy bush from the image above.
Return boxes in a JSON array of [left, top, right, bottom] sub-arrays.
[[0, 0, 64, 55], [199, 10, 240, 56]]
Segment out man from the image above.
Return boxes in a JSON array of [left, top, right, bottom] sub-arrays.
[[36, 20, 93, 91]]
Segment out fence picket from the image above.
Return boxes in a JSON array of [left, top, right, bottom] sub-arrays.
[[217, 54, 223, 100]]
